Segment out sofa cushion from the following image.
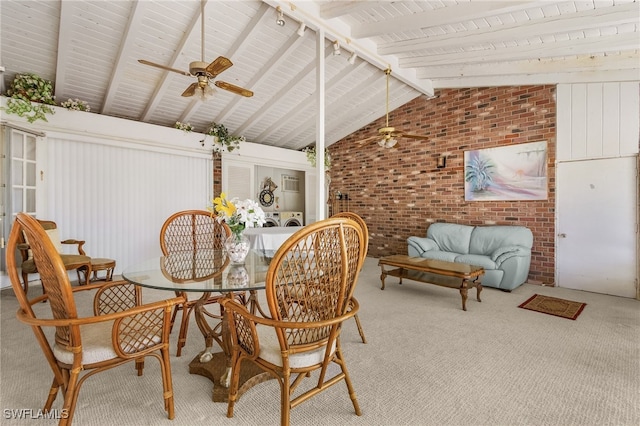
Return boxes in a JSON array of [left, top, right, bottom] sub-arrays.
[[427, 223, 474, 254], [420, 250, 459, 262], [469, 226, 533, 255], [454, 254, 497, 270]]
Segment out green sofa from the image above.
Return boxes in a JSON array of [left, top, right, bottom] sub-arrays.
[[407, 222, 533, 291]]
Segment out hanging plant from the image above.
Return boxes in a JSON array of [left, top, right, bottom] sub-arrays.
[[202, 122, 245, 154], [3, 73, 56, 122], [302, 146, 331, 171]]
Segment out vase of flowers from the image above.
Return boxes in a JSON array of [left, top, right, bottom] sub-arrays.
[[210, 192, 266, 265]]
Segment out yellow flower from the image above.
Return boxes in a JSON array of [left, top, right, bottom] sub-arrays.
[[212, 192, 236, 219]]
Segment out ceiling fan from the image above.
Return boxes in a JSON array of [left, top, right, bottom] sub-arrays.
[[138, 0, 253, 100], [358, 68, 429, 148]]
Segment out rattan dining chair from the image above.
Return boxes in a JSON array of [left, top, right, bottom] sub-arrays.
[[221, 217, 365, 426], [159, 209, 232, 356], [16, 219, 92, 294], [331, 211, 369, 343], [6, 212, 183, 426]]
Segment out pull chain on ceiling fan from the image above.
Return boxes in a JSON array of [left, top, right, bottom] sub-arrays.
[[138, 0, 253, 100], [379, 68, 397, 148], [357, 67, 429, 148]]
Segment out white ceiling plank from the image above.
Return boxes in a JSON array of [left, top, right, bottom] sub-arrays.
[[278, 69, 385, 149], [417, 52, 640, 79], [140, 2, 203, 122], [401, 32, 640, 67], [53, 1, 76, 100], [255, 58, 369, 144], [214, 32, 306, 124], [431, 69, 640, 88], [233, 47, 326, 137], [180, 2, 271, 125], [318, 1, 378, 20], [101, 1, 148, 114], [378, 3, 640, 55], [266, 0, 435, 96], [351, 1, 540, 38]]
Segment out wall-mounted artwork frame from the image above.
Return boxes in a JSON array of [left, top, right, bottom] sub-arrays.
[[464, 141, 548, 201]]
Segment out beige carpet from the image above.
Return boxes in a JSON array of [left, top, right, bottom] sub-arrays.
[[1, 257, 639, 425]]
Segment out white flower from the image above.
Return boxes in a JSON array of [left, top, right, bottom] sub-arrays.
[[209, 193, 266, 236], [61, 98, 90, 112]]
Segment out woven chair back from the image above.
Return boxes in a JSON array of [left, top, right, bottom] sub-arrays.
[[265, 217, 364, 347], [8, 213, 79, 348], [159, 209, 231, 255]]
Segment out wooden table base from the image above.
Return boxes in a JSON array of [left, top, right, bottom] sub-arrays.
[[189, 352, 273, 402]]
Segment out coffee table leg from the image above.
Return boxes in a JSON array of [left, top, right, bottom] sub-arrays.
[[459, 279, 469, 311], [476, 280, 482, 302], [380, 265, 387, 290]]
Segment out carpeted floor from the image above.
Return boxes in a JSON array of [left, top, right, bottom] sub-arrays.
[[1, 257, 639, 425]]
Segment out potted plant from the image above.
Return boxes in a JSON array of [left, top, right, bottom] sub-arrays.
[[3, 72, 56, 122]]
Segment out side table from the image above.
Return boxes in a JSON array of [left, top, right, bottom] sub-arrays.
[[78, 258, 116, 283]]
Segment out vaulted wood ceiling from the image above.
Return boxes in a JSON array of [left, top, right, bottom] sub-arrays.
[[1, 0, 638, 151]]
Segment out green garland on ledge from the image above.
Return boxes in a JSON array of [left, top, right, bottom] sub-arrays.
[[3, 73, 56, 122], [303, 146, 331, 171]]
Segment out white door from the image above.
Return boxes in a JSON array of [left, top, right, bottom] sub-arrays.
[[557, 156, 637, 298]]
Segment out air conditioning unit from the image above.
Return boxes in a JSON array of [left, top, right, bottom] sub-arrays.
[[282, 175, 300, 193]]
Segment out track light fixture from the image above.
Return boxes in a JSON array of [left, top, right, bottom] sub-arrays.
[[333, 41, 341, 56], [296, 22, 306, 37], [347, 51, 357, 64], [276, 6, 285, 26]]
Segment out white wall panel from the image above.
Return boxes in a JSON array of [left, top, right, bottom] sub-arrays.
[[602, 82, 621, 158], [44, 137, 212, 275], [557, 82, 640, 161], [620, 82, 640, 155]]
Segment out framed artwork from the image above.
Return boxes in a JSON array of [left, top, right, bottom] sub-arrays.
[[464, 141, 548, 201]]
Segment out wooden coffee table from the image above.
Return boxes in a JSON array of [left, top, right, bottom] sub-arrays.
[[378, 255, 484, 311]]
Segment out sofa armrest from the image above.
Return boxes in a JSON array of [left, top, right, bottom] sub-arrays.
[[490, 245, 530, 266], [407, 236, 439, 257]]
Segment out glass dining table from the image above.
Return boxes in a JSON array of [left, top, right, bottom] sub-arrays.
[[122, 249, 274, 401]]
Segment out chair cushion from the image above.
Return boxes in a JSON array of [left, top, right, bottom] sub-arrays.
[[53, 320, 161, 365], [256, 324, 336, 369], [21, 254, 91, 273], [24, 229, 64, 260]]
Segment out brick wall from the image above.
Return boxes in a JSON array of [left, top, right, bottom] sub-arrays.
[[328, 85, 556, 285]]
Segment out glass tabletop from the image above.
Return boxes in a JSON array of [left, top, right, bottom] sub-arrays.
[[122, 249, 274, 292]]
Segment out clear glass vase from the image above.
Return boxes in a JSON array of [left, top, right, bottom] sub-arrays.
[[224, 231, 250, 265]]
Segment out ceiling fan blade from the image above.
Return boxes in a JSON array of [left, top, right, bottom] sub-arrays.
[[398, 132, 430, 140], [355, 135, 379, 145], [138, 59, 192, 77], [214, 81, 253, 97], [181, 83, 198, 97], [206, 56, 233, 77]]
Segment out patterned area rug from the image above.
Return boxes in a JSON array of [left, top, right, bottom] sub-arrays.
[[518, 294, 587, 320]]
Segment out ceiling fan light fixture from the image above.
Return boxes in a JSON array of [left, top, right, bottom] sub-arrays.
[[198, 83, 216, 101], [276, 6, 285, 26], [379, 137, 397, 148], [296, 22, 306, 37], [333, 41, 341, 56]]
